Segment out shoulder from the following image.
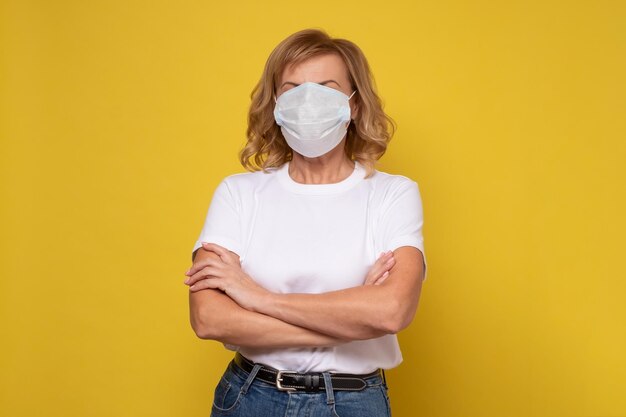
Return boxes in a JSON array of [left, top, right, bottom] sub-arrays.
[[366, 168, 425, 227], [219, 165, 282, 195], [367, 167, 422, 198]]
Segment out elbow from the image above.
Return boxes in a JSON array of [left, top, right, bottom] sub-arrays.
[[190, 315, 211, 340], [379, 299, 416, 335], [191, 322, 212, 340], [190, 306, 222, 340]]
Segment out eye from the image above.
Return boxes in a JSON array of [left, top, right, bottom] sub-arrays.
[[277, 84, 296, 97]]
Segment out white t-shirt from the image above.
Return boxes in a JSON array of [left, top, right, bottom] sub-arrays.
[[191, 160, 427, 373]]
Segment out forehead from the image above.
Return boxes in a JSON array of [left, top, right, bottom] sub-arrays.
[[279, 53, 350, 83]]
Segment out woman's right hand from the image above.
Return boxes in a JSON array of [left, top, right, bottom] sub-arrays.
[[364, 250, 396, 286]]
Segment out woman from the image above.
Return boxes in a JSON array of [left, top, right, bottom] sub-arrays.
[[184, 28, 427, 417]]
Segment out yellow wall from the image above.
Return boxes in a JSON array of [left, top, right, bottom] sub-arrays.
[[1, 1, 624, 416]]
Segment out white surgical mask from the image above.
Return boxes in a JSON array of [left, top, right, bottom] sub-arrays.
[[273, 82, 357, 158]]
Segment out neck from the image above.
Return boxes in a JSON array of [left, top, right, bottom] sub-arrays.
[[288, 147, 355, 185]]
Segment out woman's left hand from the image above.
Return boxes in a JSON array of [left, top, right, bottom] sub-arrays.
[[184, 242, 269, 312]]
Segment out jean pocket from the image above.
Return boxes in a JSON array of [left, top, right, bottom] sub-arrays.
[[212, 375, 242, 414], [379, 385, 392, 416]]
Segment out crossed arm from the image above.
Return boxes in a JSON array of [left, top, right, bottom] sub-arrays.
[[186, 244, 425, 347], [188, 248, 348, 349]]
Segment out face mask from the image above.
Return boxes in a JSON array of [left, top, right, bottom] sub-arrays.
[[273, 82, 357, 158]]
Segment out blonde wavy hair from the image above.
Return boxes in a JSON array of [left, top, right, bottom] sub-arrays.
[[239, 28, 396, 179]]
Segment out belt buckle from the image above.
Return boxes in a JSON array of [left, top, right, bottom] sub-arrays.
[[276, 370, 297, 392]]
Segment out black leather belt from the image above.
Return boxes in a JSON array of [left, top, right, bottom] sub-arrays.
[[232, 353, 382, 392]]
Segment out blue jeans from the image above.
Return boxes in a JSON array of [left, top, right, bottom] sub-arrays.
[[210, 360, 392, 417]]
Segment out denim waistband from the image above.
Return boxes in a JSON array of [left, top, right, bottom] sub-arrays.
[[226, 358, 387, 389]]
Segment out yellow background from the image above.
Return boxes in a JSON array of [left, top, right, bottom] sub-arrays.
[[1, 1, 624, 416]]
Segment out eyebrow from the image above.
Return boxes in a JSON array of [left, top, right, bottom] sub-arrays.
[[279, 79, 342, 89]]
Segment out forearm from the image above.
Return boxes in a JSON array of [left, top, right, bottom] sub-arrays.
[[189, 287, 348, 348], [188, 247, 348, 348], [251, 285, 400, 340], [188, 246, 422, 343], [250, 247, 424, 340]]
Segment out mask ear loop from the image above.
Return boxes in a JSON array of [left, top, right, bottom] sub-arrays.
[[347, 90, 357, 124]]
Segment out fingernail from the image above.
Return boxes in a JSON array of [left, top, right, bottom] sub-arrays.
[[184, 279, 189, 284], [189, 285, 195, 290]]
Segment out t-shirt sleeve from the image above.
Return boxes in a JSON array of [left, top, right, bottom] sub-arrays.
[[379, 179, 428, 281], [191, 178, 242, 261]]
